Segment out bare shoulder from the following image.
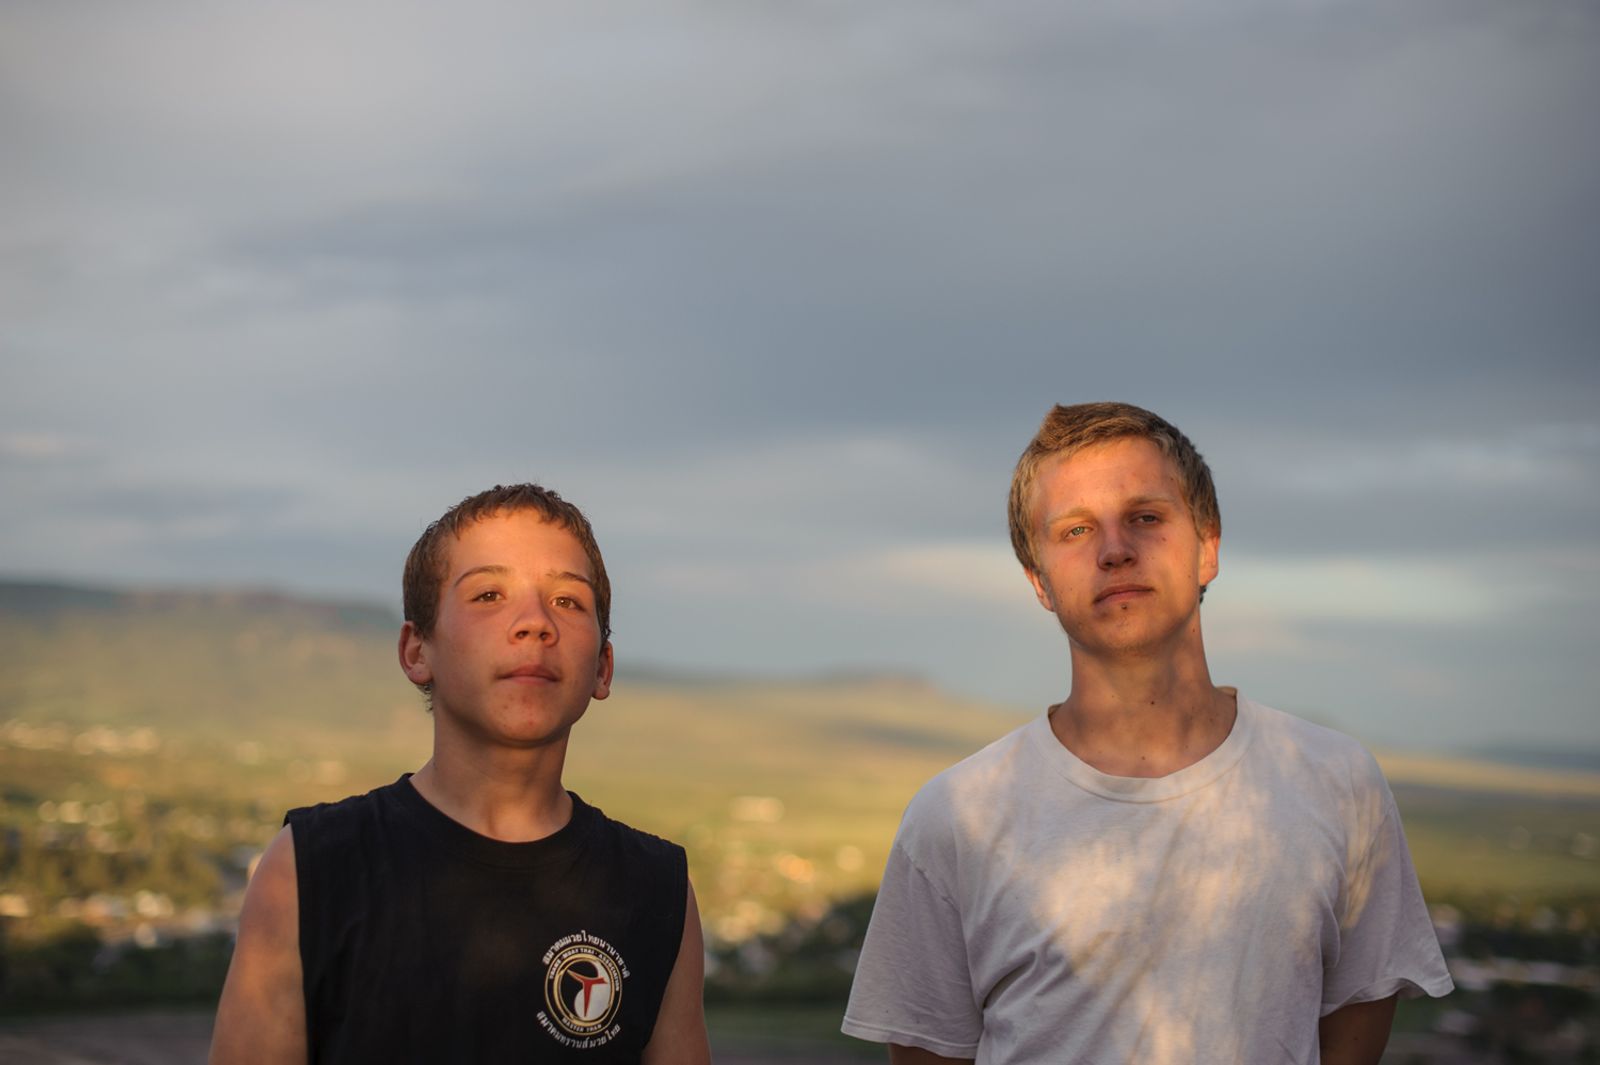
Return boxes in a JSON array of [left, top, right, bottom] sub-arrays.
[[232, 825, 301, 958], [249, 826, 300, 918], [641, 877, 709, 1065], [209, 825, 307, 1065]]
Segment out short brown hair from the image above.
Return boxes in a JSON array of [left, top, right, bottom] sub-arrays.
[[1008, 402, 1220, 574], [402, 484, 612, 644]]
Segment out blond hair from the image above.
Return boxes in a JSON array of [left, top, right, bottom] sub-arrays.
[[1008, 402, 1220, 575]]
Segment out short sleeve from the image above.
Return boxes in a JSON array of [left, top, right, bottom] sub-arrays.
[[842, 841, 983, 1057], [1321, 788, 1455, 1013]]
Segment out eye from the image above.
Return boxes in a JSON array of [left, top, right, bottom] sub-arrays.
[[553, 595, 584, 611], [1133, 513, 1160, 525], [471, 589, 502, 603], [1064, 525, 1090, 539]]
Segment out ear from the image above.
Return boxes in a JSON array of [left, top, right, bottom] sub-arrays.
[[591, 641, 615, 701], [1199, 529, 1221, 589], [398, 621, 433, 687], [1025, 568, 1056, 613]]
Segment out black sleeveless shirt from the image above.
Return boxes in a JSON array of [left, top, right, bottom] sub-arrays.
[[286, 778, 687, 1064]]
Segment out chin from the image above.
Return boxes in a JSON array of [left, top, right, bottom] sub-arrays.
[[505, 706, 587, 738], [494, 722, 577, 749], [1070, 622, 1179, 655]]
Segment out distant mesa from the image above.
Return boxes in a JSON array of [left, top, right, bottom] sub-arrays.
[[0, 579, 127, 614], [0, 576, 399, 631]]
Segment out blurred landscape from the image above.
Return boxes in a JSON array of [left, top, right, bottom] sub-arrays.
[[2, 579, 1597, 1062]]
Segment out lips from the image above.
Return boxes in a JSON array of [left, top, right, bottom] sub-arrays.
[[1094, 584, 1152, 604], [500, 664, 561, 682]]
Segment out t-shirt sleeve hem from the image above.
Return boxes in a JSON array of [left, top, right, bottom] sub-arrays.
[[840, 1017, 979, 1057], [1320, 972, 1456, 1015]]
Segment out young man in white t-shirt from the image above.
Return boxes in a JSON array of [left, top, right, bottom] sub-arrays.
[[843, 403, 1452, 1065]]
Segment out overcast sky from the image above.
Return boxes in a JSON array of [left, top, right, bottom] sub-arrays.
[[4, 0, 1597, 750]]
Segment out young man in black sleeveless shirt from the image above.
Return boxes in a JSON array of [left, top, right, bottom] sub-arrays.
[[211, 485, 709, 1064]]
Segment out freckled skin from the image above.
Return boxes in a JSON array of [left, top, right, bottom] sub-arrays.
[[1025, 437, 1218, 668]]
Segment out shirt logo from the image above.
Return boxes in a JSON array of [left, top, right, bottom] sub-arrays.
[[538, 931, 628, 1048]]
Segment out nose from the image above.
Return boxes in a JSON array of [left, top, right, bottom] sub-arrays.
[[1097, 526, 1136, 570], [511, 601, 556, 643]]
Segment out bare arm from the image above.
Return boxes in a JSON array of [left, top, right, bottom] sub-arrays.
[[641, 878, 710, 1065], [209, 826, 307, 1065], [1318, 994, 1397, 1065], [889, 1045, 974, 1065]]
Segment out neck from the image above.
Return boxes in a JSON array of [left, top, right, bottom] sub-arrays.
[[410, 731, 573, 842], [1054, 635, 1236, 778]]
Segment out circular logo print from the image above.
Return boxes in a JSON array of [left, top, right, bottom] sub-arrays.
[[544, 942, 625, 1037]]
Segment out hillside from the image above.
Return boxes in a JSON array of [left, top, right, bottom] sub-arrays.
[[3, 577, 1597, 942], [0, 579, 405, 740], [0, 579, 1032, 943]]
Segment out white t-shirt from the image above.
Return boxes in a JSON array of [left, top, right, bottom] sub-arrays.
[[842, 695, 1453, 1064]]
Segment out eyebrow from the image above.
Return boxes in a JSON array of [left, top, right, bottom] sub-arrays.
[[451, 565, 594, 589]]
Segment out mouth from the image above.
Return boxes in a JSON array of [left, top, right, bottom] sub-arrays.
[[1094, 584, 1153, 604], [500, 664, 561, 683]]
